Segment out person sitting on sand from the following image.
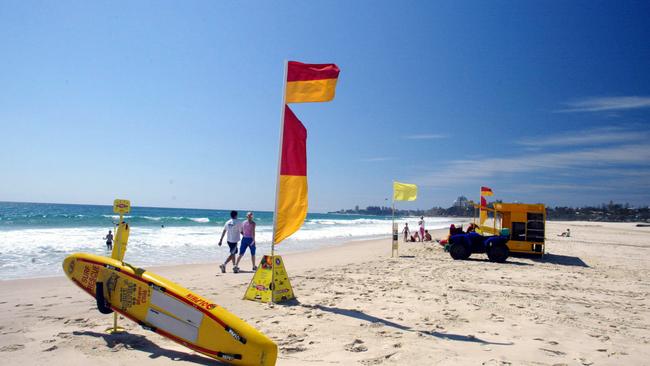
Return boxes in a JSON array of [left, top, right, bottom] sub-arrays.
[[103, 230, 113, 250], [558, 228, 571, 237], [402, 223, 410, 242], [424, 230, 432, 242], [410, 231, 420, 242]]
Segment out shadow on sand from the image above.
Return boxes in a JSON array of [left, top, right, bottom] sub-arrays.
[[72, 330, 225, 365], [301, 305, 513, 346], [511, 253, 589, 267], [464, 257, 532, 266]]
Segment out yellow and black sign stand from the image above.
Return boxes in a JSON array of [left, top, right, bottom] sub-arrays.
[[244, 255, 295, 303], [106, 198, 130, 334]]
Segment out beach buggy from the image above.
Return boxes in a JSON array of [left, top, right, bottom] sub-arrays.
[[447, 227, 510, 263]]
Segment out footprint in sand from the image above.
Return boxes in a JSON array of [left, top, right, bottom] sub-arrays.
[[360, 352, 397, 365], [539, 348, 566, 356], [345, 339, 368, 352], [0, 344, 25, 352]]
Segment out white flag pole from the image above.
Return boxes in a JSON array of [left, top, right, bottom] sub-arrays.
[[272, 60, 289, 253], [268, 60, 289, 303]]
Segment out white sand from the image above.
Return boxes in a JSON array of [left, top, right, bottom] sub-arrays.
[[1, 221, 649, 365]]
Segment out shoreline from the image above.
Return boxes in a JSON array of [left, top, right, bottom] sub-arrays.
[[0, 216, 468, 281]]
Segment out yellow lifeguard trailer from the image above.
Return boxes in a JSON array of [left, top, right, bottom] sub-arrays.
[[474, 202, 546, 255]]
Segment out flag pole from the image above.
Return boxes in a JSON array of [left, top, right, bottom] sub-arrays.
[[270, 60, 289, 303], [392, 182, 396, 257]]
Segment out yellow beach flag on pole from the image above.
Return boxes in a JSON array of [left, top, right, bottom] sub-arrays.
[[393, 181, 418, 201]]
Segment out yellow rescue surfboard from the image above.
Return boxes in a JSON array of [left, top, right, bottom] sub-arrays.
[[63, 252, 277, 366]]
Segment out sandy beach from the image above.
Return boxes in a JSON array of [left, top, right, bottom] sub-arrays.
[[1, 221, 649, 365]]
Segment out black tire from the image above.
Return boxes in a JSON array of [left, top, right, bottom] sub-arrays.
[[95, 282, 114, 314], [449, 242, 469, 260], [487, 243, 509, 263]]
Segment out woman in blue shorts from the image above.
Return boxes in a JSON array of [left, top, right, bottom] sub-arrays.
[[235, 212, 257, 272]]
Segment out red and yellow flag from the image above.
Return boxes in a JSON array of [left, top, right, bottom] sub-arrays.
[[274, 105, 308, 244], [285, 61, 340, 103], [481, 186, 493, 196], [274, 61, 339, 244], [479, 186, 493, 226]]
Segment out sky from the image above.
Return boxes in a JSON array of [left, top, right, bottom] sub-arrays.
[[1, 1, 649, 212]]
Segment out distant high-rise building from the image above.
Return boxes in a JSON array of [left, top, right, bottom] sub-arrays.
[[454, 195, 470, 208]]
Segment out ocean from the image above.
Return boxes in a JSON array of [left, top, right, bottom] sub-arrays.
[[0, 201, 459, 280]]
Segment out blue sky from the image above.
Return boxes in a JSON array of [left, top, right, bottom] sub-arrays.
[[1, 1, 649, 211]]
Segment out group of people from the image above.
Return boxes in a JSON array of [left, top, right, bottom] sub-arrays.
[[101, 210, 258, 274], [401, 216, 433, 242]]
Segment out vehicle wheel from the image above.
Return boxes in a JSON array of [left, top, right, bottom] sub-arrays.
[[449, 242, 469, 260], [487, 243, 509, 263]]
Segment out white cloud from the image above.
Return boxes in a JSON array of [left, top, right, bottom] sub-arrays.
[[403, 134, 448, 140], [416, 143, 650, 187], [518, 126, 648, 147], [557, 96, 650, 112]]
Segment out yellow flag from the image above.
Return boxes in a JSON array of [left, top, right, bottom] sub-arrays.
[[393, 181, 417, 201]]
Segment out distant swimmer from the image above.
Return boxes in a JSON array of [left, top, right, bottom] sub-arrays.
[[103, 230, 113, 250], [402, 223, 410, 242], [218, 210, 243, 273], [235, 212, 257, 272], [558, 228, 571, 237]]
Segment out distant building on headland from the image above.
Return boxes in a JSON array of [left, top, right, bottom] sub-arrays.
[[330, 200, 650, 222], [453, 196, 470, 208]]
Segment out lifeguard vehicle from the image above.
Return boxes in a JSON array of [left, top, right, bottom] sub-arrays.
[[474, 202, 546, 255]]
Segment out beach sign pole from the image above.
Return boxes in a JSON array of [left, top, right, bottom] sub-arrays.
[[392, 182, 417, 257], [391, 189, 398, 258], [106, 198, 130, 334]]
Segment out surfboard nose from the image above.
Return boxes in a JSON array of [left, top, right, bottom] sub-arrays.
[[62, 254, 76, 278]]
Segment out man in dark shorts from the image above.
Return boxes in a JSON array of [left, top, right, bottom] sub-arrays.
[[218, 210, 243, 273], [103, 230, 113, 250]]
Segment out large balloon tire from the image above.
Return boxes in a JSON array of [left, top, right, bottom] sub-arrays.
[[487, 244, 509, 263], [449, 243, 470, 260]]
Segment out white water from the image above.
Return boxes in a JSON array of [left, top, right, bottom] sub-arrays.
[[0, 216, 462, 279]]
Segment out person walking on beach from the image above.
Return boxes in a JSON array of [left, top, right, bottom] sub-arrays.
[[402, 223, 410, 242], [418, 216, 425, 242], [103, 230, 113, 250], [235, 212, 257, 272], [218, 210, 243, 273]]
